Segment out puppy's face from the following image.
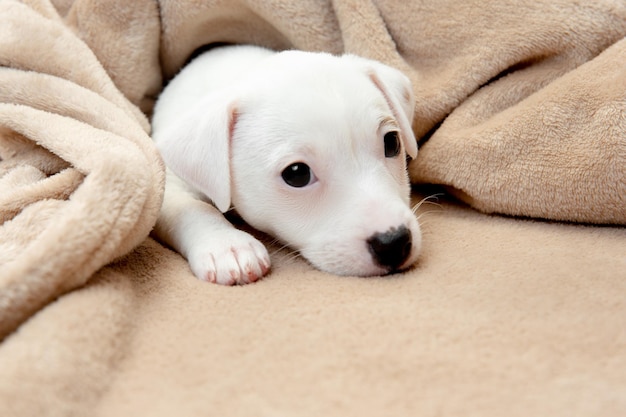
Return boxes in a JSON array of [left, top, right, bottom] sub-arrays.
[[157, 51, 421, 276], [229, 53, 421, 276]]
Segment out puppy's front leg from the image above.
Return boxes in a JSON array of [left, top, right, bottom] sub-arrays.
[[154, 170, 271, 285]]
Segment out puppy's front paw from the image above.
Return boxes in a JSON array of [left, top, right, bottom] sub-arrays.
[[187, 230, 271, 285]]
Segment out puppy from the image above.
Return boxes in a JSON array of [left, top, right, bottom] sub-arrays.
[[151, 45, 421, 285]]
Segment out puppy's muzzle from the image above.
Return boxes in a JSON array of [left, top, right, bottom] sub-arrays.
[[367, 226, 412, 272]]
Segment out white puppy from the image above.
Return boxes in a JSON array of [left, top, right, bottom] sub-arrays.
[[152, 45, 421, 285]]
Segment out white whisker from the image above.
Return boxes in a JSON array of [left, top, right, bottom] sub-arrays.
[[282, 249, 303, 263], [269, 242, 292, 256], [412, 193, 444, 214], [417, 209, 441, 221]]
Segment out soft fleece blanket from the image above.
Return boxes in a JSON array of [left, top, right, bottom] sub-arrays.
[[1, 1, 625, 416]]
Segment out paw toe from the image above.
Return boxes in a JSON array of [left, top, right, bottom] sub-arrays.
[[189, 232, 272, 285]]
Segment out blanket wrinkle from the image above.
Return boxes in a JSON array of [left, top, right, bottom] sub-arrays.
[[410, 36, 626, 224], [18, 0, 64, 20], [0, 0, 165, 339], [0, 265, 142, 417], [1, 1, 626, 415], [63, 0, 163, 114], [0, 1, 150, 131], [381, 1, 626, 139], [158, 0, 345, 78], [0, 105, 162, 338], [332, 0, 400, 64]]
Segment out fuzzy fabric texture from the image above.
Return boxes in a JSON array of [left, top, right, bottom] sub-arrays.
[[1, 0, 625, 415]]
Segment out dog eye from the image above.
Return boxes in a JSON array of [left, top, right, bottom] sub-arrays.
[[281, 162, 315, 188], [384, 131, 401, 158]]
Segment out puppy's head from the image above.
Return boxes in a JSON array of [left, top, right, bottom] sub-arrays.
[[157, 51, 421, 276]]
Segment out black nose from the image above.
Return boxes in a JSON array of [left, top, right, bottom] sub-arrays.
[[367, 226, 412, 271]]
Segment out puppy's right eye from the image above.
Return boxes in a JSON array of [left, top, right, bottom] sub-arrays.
[[281, 162, 316, 188], [384, 131, 401, 158]]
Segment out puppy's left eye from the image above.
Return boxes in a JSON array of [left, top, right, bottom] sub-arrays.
[[384, 131, 401, 158], [281, 162, 317, 188]]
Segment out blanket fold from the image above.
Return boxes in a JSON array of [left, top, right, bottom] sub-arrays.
[[410, 37, 626, 223], [0, 0, 164, 338]]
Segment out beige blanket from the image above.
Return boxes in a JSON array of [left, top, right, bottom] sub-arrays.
[[1, 1, 625, 415]]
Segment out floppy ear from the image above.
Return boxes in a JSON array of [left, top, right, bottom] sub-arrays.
[[153, 94, 237, 213], [346, 56, 418, 159]]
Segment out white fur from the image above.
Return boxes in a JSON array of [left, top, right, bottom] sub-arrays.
[[152, 45, 421, 285]]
